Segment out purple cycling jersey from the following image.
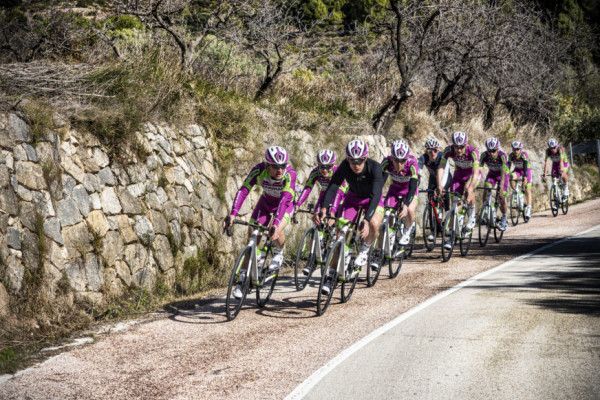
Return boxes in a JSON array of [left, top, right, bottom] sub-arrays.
[[508, 150, 531, 172], [441, 144, 480, 175], [230, 162, 296, 226], [545, 146, 569, 170], [296, 166, 346, 211], [381, 155, 420, 190], [480, 150, 508, 178]]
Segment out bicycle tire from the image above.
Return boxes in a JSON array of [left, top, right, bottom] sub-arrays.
[[459, 214, 472, 256], [294, 226, 316, 291], [509, 191, 520, 226], [316, 240, 341, 316], [441, 210, 455, 262], [407, 223, 416, 258], [225, 246, 252, 321], [341, 256, 360, 303], [366, 241, 382, 287], [522, 198, 530, 223], [256, 245, 278, 308], [422, 204, 436, 252], [493, 208, 504, 243], [550, 186, 559, 217], [561, 193, 569, 215], [388, 239, 404, 278], [478, 205, 490, 247]]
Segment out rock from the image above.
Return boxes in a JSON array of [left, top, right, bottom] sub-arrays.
[[57, 198, 83, 226], [46, 240, 64, 270], [8, 114, 31, 143], [22, 144, 38, 162], [100, 187, 122, 215], [98, 167, 117, 186], [92, 147, 109, 169], [146, 192, 163, 211], [152, 235, 174, 271], [156, 187, 169, 204], [16, 161, 46, 190], [0, 282, 9, 317], [62, 174, 76, 197], [65, 262, 86, 292], [61, 157, 85, 183], [90, 193, 102, 210], [175, 186, 191, 206], [134, 215, 155, 245], [127, 182, 146, 198], [202, 159, 217, 183], [156, 134, 172, 154], [169, 220, 181, 246], [16, 184, 32, 202], [84, 254, 104, 291], [0, 188, 18, 215], [72, 185, 91, 217], [62, 222, 92, 259], [14, 145, 27, 161], [83, 173, 101, 193], [35, 142, 55, 165], [149, 209, 169, 235], [5, 255, 24, 292], [191, 136, 207, 149], [162, 201, 180, 223], [0, 165, 8, 189], [123, 243, 148, 276], [86, 210, 110, 237], [44, 217, 64, 245], [118, 188, 144, 215], [21, 229, 40, 271], [19, 201, 37, 231], [101, 231, 124, 266], [114, 260, 131, 287], [115, 215, 137, 243], [7, 227, 21, 250]]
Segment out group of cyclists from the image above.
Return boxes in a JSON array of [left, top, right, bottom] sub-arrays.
[[222, 132, 570, 300]]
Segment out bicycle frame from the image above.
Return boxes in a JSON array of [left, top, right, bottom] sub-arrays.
[[551, 176, 564, 204]]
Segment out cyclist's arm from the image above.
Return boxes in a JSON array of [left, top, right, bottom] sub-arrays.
[[380, 157, 390, 183], [296, 170, 318, 208], [321, 161, 346, 213], [543, 157, 550, 176], [230, 164, 261, 217], [417, 154, 426, 174], [468, 149, 481, 191], [500, 153, 509, 191], [274, 168, 296, 226], [404, 164, 419, 206], [364, 161, 384, 222]]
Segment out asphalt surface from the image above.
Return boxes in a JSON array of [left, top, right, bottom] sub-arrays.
[[299, 226, 600, 400]]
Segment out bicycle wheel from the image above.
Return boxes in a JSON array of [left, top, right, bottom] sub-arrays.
[[509, 192, 520, 226], [478, 205, 491, 247], [459, 214, 472, 256], [561, 192, 569, 215], [341, 251, 360, 303], [493, 208, 504, 243], [256, 245, 278, 308], [522, 198, 530, 223], [422, 204, 436, 252], [294, 226, 316, 291], [441, 210, 455, 262], [316, 241, 341, 316], [366, 230, 388, 291], [550, 186, 559, 217], [388, 239, 404, 278], [225, 247, 252, 321], [407, 223, 416, 258]]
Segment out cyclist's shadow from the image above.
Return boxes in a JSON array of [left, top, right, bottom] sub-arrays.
[[255, 276, 327, 319], [164, 296, 232, 324]]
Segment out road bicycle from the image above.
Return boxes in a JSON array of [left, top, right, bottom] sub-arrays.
[[420, 189, 445, 252], [223, 215, 280, 321], [548, 175, 568, 217], [316, 208, 365, 316], [441, 191, 473, 262], [368, 196, 409, 287], [477, 187, 504, 247], [292, 203, 334, 291], [509, 178, 529, 226]]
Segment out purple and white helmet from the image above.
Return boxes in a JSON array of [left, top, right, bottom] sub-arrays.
[[485, 137, 500, 150], [265, 146, 289, 165], [425, 138, 440, 150], [452, 131, 468, 146], [345, 140, 368, 159], [511, 141, 523, 149], [316, 149, 336, 165], [548, 138, 558, 148], [391, 140, 410, 159]]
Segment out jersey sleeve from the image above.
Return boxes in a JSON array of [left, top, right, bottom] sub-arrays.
[[471, 148, 480, 168], [365, 161, 384, 222], [296, 168, 319, 208], [501, 153, 509, 173], [230, 163, 262, 216], [274, 167, 296, 226], [322, 161, 346, 211]]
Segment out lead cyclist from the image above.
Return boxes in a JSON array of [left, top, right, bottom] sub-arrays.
[[508, 141, 532, 219], [542, 138, 569, 205]]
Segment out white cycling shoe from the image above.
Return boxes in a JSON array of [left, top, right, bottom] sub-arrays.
[[525, 206, 531, 218], [321, 279, 332, 295], [499, 215, 508, 231], [399, 228, 412, 245], [427, 233, 435, 242], [233, 284, 244, 299], [268, 251, 284, 271], [443, 240, 452, 250], [354, 244, 371, 267]]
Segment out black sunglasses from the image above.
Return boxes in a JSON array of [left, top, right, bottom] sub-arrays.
[[426, 149, 438, 153], [268, 163, 287, 170], [348, 158, 366, 165], [454, 145, 466, 150], [392, 157, 407, 163], [318, 164, 333, 170], [488, 149, 498, 153]]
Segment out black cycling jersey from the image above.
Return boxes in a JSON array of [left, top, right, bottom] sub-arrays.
[[419, 151, 452, 189], [323, 158, 384, 222]]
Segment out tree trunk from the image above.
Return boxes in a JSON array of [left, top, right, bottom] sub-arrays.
[[372, 86, 412, 136], [254, 55, 283, 100]]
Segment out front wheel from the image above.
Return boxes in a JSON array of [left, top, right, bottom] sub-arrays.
[[422, 204, 436, 252], [294, 227, 316, 291], [561, 190, 569, 215], [441, 210, 456, 262], [366, 239, 382, 287], [509, 192, 520, 226], [406, 223, 416, 258], [256, 246, 277, 308], [316, 241, 341, 316], [388, 240, 404, 278], [459, 212, 473, 256], [550, 186, 559, 217], [225, 247, 252, 321], [493, 208, 504, 243], [478, 205, 491, 247]]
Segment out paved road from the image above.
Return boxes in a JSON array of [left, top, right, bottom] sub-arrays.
[[299, 226, 600, 400]]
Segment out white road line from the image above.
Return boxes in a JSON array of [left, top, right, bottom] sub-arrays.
[[284, 224, 600, 400]]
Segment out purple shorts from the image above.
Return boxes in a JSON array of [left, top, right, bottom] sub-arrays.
[[449, 171, 474, 196], [510, 169, 532, 187], [250, 196, 293, 226], [337, 191, 384, 224], [551, 162, 569, 177], [384, 184, 418, 209], [484, 173, 509, 195], [316, 191, 343, 215]]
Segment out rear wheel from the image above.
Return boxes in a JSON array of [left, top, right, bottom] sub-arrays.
[[294, 227, 316, 291], [406, 223, 416, 258], [441, 210, 455, 262], [256, 245, 277, 308], [341, 252, 360, 303], [493, 207, 504, 243], [422, 204, 436, 252], [509, 192, 520, 226], [561, 187, 569, 215], [316, 241, 341, 316], [225, 247, 252, 321], [550, 186, 559, 217], [388, 239, 404, 278], [366, 236, 382, 287], [478, 204, 491, 247], [459, 212, 473, 256]]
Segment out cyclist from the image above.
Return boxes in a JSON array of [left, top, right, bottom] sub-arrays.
[[508, 141, 532, 219], [223, 146, 296, 298], [437, 131, 480, 250], [418, 138, 452, 243], [370, 140, 420, 271], [316, 139, 385, 295], [480, 137, 509, 231], [542, 138, 569, 207]]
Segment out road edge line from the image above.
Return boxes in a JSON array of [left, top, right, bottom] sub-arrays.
[[284, 224, 600, 400]]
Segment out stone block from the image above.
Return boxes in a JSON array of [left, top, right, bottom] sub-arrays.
[[44, 217, 64, 245], [115, 215, 137, 244], [100, 187, 122, 215], [118, 187, 144, 215], [152, 235, 174, 271], [87, 210, 110, 237], [8, 114, 31, 143], [57, 198, 83, 226], [7, 227, 21, 250], [98, 167, 117, 186], [72, 185, 91, 217], [16, 161, 46, 190], [134, 215, 155, 245]]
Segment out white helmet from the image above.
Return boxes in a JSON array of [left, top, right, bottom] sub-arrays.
[[265, 146, 289, 165], [316, 149, 336, 165], [511, 141, 523, 149], [425, 138, 440, 150], [452, 131, 468, 146], [485, 137, 500, 150], [345, 140, 368, 159], [391, 140, 410, 159], [548, 138, 558, 148]]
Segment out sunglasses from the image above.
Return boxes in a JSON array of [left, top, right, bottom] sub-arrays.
[[348, 158, 366, 165], [318, 164, 333, 170], [268, 163, 287, 170], [454, 145, 466, 150], [488, 149, 498, 153], [426, 149, 438, 153], [392, 157, 407, 163]]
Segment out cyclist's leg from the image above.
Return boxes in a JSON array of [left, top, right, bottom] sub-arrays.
[[524, 168, 532, 205]]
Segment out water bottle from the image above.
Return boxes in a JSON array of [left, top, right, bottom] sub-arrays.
[[389, 226, 396, 248], [344, 244, 350, 269], [257, 247, 266, 268]]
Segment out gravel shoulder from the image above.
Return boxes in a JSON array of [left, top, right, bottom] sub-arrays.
[[1, 198, 599, 400]]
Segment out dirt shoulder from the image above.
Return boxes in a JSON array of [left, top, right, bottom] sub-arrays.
[[1, 198, 599, 400]]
